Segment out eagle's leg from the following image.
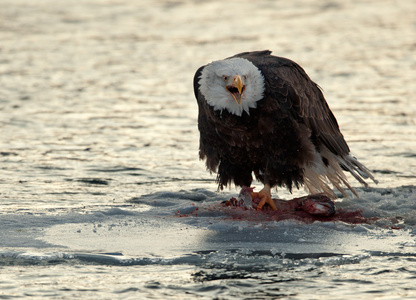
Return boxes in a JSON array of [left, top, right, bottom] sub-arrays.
[[251, 184, 277, 211]]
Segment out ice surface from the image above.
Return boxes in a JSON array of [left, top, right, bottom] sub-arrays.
[[1, 187, 415, 263]]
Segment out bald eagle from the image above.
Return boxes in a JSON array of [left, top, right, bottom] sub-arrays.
[[193, 50, 377, 210]]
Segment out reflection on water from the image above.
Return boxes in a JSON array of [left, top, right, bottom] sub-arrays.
[[0, 0, 415, 298], [1, 250, 415, 299], [1, 0, 415, 208]]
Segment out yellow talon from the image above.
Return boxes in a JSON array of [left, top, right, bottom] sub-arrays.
[[251, 184, 277, 211]]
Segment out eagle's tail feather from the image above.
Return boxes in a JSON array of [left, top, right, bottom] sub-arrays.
[[345, 154, 378, 184], [303, 172, 337, 199], [335, 156, 369, 188], [304, 148, 376, 199]]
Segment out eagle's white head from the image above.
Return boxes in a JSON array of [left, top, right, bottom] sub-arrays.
[[198, 57, 265, 116]]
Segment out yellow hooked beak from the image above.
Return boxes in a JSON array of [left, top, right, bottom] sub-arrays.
[[225, 75, 246, 105]]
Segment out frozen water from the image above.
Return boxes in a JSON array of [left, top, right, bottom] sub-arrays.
[[1, 186, 416, 298]]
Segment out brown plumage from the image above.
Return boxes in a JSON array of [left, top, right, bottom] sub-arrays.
[[194, 50, 377, 199]]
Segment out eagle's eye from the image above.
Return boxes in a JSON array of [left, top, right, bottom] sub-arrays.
[[222, 75, 229, 82], [243, 75, 248, 80]]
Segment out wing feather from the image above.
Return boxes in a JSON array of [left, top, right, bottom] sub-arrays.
[[235, 51, 350, 157], [232, 51, 377, 195]]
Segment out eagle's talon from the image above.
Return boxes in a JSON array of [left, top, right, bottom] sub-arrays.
[[256, 195, 267, 210], [252, 185, 278, 211]]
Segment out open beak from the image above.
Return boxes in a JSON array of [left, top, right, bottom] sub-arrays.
[[225, 75, 246, 105]]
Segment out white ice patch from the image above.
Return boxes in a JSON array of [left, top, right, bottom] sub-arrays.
[[1, 187, 415, 264]]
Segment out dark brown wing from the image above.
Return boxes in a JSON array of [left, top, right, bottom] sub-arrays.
[[193, 65, 222, 172], [193, 65, 205, 100], [233, 51, 350, 157]]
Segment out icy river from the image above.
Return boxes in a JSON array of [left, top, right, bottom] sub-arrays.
[[0, 0, 415, 298]]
